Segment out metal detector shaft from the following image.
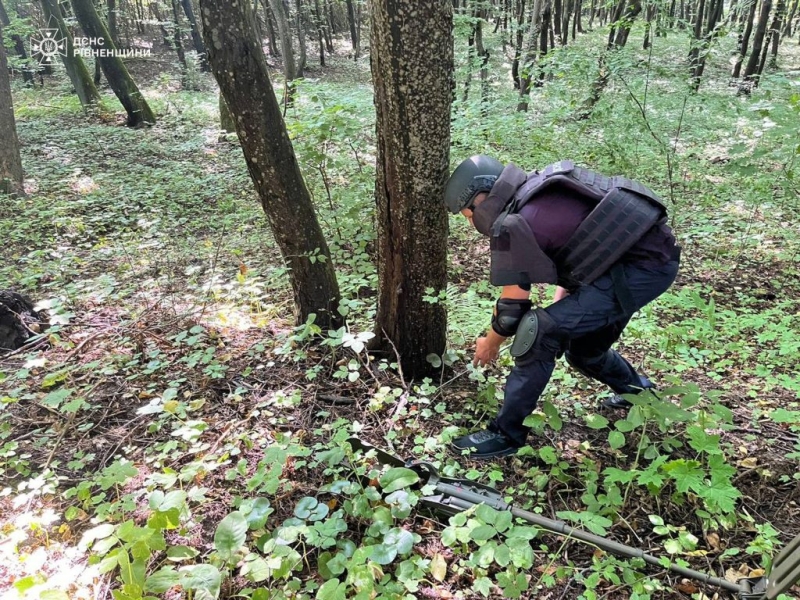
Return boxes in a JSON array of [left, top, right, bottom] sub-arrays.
[[431, 477, 744, 595]]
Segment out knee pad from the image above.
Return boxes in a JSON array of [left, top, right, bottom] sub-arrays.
[[510, 308, 567, 365]]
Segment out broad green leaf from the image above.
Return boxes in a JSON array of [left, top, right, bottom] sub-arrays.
[[213, 512, 247, 561], [379, 467, 419, 493], [585, 414, 609, 429], [181, 564, 221, 598], [368, 543, 397, 565], [608, 430, 626, 449], [166, 545, 199, 562], [384, 527, 414, 554], [471, 524, 497, 541], [316, 579, 347, 600], [144, 567, 181, 593], [246, 498, 273, 530]]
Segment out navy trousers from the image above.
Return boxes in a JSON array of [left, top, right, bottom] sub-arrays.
[[490, 258, 680, 447]]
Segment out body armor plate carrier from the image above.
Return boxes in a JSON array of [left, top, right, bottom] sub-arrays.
[[487, 160, 668, 289]]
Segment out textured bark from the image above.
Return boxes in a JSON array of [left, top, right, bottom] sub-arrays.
[[218, 92, 235, 132], [511, 0, 526, 88], [170, 0, 188, 70], [769, 0, 785, 63], [40, 0, 103, 107], [370, 0, 451, 378], [199, 0, 342, 329], [313, 0, 325, 66], [732, 0, 758, 77], [268, 0, 298, 99], [0, 0, 34, 83], [181, 0, 209, 70], [107, 0, 122, 47], [743, 0, 773, 80], [345, 0, 359, 57], [70, 0, 156, 126], [518, 0, 545, 110], [0, 25, 24, 196]]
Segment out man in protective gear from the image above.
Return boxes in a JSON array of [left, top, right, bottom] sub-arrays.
[[443, 155, 681, 459]]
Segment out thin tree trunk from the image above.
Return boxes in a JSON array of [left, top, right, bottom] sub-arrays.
[[518, 0, 545, 110], [0, 0, 34, 83], [268, 0, 298, 103], [732, 0, 758, 77], [263, 1, 281, 56], [70, 0, 156, 126], [511, 0, 526, 88], [181, 0, 209, 70], [199, 0, 342, 330], [40, 0, 103, 107], [170, 0, 188, 72], [769, 0, 785, 64], [345, 0, 359, 58], [0, 24, 25, 196], [295, 0, 307, 75], [743, 0, 773, 81], [107, 0, 123, 47], [150, 1, 172, 45], [313, 0, 325, 65]]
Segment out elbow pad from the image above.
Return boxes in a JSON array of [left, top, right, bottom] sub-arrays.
[[492, 298, 533, 337]]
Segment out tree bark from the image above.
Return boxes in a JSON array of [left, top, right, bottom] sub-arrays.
[[218, 92, 235, 132], [511, 0, 526, 88], [200, 0, 342, 329], [313, 0, 325, 65], [170, 0, 188, 70], [369, 0, 451, 378], [0, 24, 25, 196], [181, 0, 209, 70], [40, 0, 103, 107], [769, 0, 785, 64], [107, 0, 122, 47], [70, 0, 156, 126], [743, 0, 773, 81], [268, 0, 298, 102], [0, 0, 34, 83], [518, 0, 545, 110], [732, 0, 757, 77], [294, 0, 307, 74], [345, 0, 359, 58]]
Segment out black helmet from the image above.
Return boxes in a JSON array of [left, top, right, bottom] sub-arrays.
[[444, 155, 505, 214]]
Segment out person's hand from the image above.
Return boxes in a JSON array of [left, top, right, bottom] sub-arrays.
[[474, 336, 500, 367], [553, 286, 570, 302]]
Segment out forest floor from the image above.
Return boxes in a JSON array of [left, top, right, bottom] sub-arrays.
[[1, 25, 800, 600]]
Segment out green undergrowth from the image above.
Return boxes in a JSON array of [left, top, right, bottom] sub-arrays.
[[2, 19, 800, 600]]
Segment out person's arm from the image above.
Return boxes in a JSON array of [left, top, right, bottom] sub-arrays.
[[474, 285, 531, 366]]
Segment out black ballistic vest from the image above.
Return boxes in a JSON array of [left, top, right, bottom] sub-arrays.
[[474, 161, 668, 289]]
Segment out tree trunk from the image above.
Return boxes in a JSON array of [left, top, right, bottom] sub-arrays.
[[218, 92, 235, 132], [263, 1, 281, 57], [268, 0, 298, 103], [611, 0, 642, 47], [732, 0, 757, 77], [511, 0, 526, 89], [345, 0, 359, 58], [150, 1, 173, 45], [518, 0, 545, 110], [743, 0, 773, 81], [313, 0, 325, 66], [170, 0, 188, 71], [199, 0, 342, 329], [181, 0, 209, 70], [0, 0, 34, 83], [369, 0, 451, 378], [0, 24, 24, 196], [40, 0, 103, 107], [769, 0, 785, 65], [294, 0, 307, 74], [108, 0, 123, 47], [70, 0, 156, 126]]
